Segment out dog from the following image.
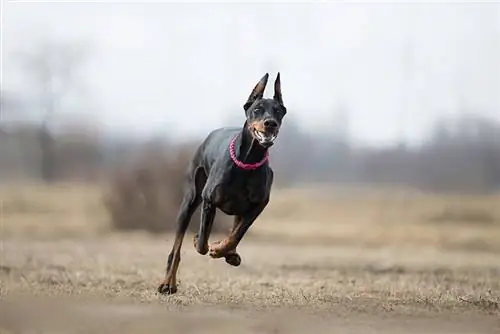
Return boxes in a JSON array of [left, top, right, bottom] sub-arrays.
[[157, 73, 287, 295]]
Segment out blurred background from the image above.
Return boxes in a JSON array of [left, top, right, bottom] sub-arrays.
[[2, 3, 500, 326], [1, 1, 500, 241]]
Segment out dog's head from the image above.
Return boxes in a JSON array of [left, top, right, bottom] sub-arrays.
[[243, 73, 287, 148]]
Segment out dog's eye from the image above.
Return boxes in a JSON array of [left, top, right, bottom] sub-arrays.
[[274, 107, 285, 116]]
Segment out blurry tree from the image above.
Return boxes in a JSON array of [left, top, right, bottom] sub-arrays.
[[17, 39, 90, 182], [420, 113, 500, 192], [323, 105, 353, 182]]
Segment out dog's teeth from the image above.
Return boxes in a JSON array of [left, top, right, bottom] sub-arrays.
[[254, 130, 277, 143]]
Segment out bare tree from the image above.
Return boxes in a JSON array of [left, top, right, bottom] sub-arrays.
[[17, 39, 90, 182]]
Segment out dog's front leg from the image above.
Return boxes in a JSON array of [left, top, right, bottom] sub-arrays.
[[194, 200, 216, 255], [209, 199, 269, 262]]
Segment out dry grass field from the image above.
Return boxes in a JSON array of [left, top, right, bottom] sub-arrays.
[[1, 182, 500, 333]]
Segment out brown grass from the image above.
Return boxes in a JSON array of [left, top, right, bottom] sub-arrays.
[[3, 183, 500, 251], [257, 186, 500, 252], [1, 183, 500, 333]]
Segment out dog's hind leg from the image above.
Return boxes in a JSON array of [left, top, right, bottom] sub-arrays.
[[157, 167, 205, 295]]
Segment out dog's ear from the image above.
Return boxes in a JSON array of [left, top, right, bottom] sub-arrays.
[[244, 73, 269, 111], [273, 72, 283, 105]]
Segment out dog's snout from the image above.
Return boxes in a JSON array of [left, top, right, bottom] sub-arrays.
[[264, 119, 278, 128]]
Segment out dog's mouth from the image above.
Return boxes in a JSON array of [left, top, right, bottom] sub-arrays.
[[252, 128, 278, 147]]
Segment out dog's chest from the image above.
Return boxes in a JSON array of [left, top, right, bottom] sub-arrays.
[[214, 172, 268, 214]]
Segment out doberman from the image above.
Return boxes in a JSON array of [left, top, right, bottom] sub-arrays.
[[157, 73, 287, 295]]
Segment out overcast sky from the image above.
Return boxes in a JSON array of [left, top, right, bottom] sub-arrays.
[[2, 0, 500, 145]]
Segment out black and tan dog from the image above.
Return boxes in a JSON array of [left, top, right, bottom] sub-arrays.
[[158, 73, 287, 295]]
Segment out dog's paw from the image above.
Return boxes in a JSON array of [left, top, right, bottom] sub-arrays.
[[209, 241, 240, 265], [225, 253, 241, 267], [157, 281, 177, 295], [208, 241, 225, 258]]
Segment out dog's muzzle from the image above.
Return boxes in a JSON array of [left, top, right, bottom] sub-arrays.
[[253, 128, 278, 147]]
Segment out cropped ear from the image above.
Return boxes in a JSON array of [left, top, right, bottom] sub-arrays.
[[273, 72, 283, 105], [243, 73, 269, 111]]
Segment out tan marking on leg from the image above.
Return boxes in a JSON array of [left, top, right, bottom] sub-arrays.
[[158, 236, 183, 294], [168, 237, 183, 280], [208, 235, 238, 258], [209, 216, 243, 264]]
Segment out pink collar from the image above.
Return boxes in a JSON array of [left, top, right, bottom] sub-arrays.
[[229, 134, 269, 170]]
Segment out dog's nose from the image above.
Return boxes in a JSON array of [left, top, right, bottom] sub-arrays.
[[264, 119, 278, 128]]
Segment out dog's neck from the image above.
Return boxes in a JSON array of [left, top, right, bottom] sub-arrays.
[[235, 121, 269, 164]]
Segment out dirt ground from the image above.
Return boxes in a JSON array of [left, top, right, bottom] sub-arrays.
[[1, 184, 500, 333]]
